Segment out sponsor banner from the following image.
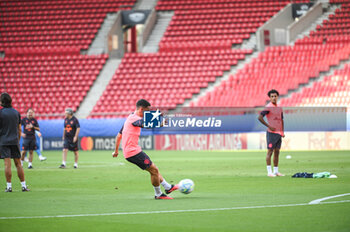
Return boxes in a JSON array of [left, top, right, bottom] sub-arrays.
[[154, 132, 350, 151], [43, 138, 65, 150], [143, 107, 347, 134], [43, 136, 154, 151], [248, 132, 350, 150], [155, 134, 247, 151], [80, 136, 154, 151], [39, 108, 348, 139]]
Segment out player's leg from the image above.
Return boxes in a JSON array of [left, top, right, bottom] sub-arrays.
[[24, 151, 29, 162], [20, 149, 27, 162], [158, 170, 178, 194], [266, 149, 275, 177], [13, 158, 29, 191], [126, 152, 173, 199], [28, 150, 34, 168], [273, 148, 284, 176], [146, 164, 172, 199], [4, 158, 12, 192], [147, 163, 161, 187], [146, 164, 175, 199], [73, 151, 79, 168], [273, 135, 284, 176], [21, 138, 29, 163], [266, 132, 275, 177], [35, 139, 46, 161], [60, 148, 68, 168]]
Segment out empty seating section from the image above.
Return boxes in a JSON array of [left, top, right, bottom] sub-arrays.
[[280, 0, 350, 106], [0, 0, 136, 52], [192, 43, 350, 107], [192, 0, 350, 107], [310, 1, 350, 40], [90, 49, 252, 118], [295, 0, 350, 45], [1, 0, 137, 118], [156, 0, 298, 51], [91, 0, 304, 117], [279, 63, 350, 106], [0, 54, 108, 119]]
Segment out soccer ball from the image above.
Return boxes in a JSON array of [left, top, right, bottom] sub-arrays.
[[178, 179, 194, 194]]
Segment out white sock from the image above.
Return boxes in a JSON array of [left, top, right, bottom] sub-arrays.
[[161, 179, 172, 190], [274, 167, 279, 174], [267, 166, 272, 174], [74, 163, 78, 167], [7, 182, 12, 189], [62, 161, 66, 166], [154, 186, 162, 197], [21, 181, 26, 188], [28, 162, 32, 167]]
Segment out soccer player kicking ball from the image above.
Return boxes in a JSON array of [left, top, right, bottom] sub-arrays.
[[112, 99, 178, 199], [258, 89, 285, 177]]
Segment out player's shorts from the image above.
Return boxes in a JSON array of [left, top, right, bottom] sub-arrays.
[[126, 151, 153, 170], [22, 138, 37, 151], [266, 131, 282, 149], [0, 145, 21, 159], [64, 139, 79, 151]]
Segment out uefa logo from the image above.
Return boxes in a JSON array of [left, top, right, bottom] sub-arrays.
[[143, 109, 162, 128]]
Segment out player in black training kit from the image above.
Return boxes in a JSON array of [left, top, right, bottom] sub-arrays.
[[21, 108, 40, 169], [59, 108, 80, 169], [0, 93, 30, 192]]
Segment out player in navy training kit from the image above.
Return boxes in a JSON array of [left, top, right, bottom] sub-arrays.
[[21, 108, 40, 169], [0, 93, 30, 192], [59, 108, 80, 169]]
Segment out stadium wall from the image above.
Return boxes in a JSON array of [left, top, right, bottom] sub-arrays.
[[39, 112, 350, 151]]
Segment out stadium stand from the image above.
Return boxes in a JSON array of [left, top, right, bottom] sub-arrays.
[[192, 43, 350, 107], [156, 0, 294, 51], [279, 63, 350, 106], [0, 54, 108, 119], [277, 0, 350, 107], [90, 0, 306, 117], [90, 49, 252, 118], [0, 0, 135, 52], [191, 0, 350, 107], [2, 0, 349, 120], [0, 0, 135, 119]]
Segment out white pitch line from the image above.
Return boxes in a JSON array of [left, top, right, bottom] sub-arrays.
[[308, 193, 350, 205], [1, 200, 349, 220]]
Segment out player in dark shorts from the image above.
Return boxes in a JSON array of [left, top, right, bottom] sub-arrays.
[[258, 89, 285, 177], [21, 108, 40, 169], [0, 93, 30, 192], [112, 99, 178, 199], [59, 108, 80, 169]]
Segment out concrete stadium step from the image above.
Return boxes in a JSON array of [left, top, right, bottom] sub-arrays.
[[141, 12, 174, 53], [76, 59, 121, 118]]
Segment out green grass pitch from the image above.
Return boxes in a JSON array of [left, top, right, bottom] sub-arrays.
[[0, 150, 350, 232]]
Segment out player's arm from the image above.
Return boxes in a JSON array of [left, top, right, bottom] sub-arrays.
[[33, 120, 40, 131], [18, 123, 21, 142], [132, 119, 144, 128], [62, 128, 66, 140], [21, 119, 26, 138], [258, 111, 276, 131], [35, 130, 42, 137], [112, 126, 123, 158], [73, 127, 80, 143]]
